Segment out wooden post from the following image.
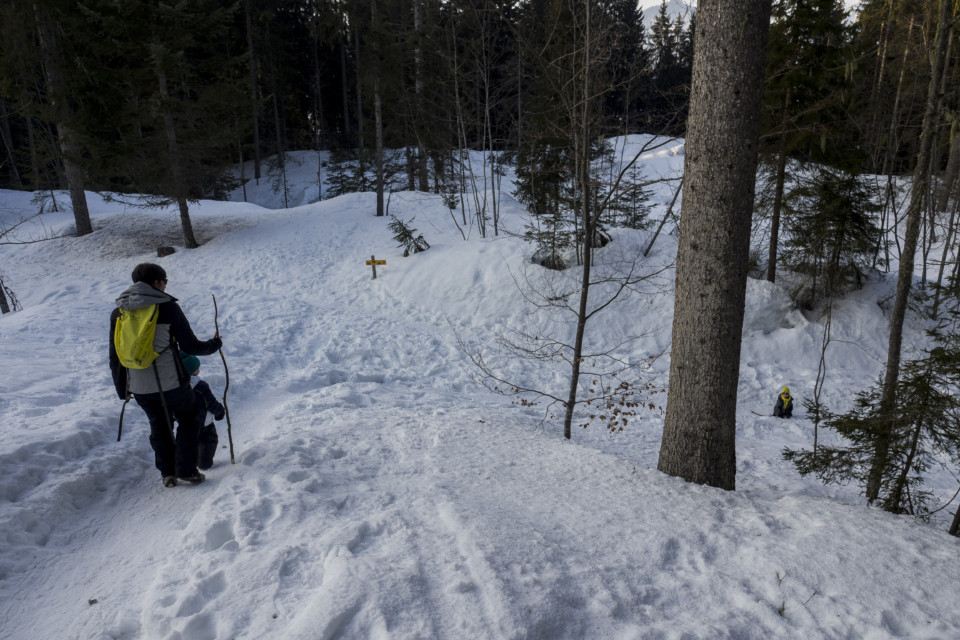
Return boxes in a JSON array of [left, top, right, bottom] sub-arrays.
[[365, 255, 386, 279]]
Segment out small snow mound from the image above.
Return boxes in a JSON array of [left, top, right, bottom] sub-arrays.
[[742, 278, 807, 334]]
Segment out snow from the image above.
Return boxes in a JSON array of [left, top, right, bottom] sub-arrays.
[[1, 136, 959, 640]]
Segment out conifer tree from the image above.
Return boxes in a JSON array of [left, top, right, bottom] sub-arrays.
[[646, 1, 692, 135], [779, 167, 881, 307], [784, 315, 960, 516], [603, 0, 650, 133], [867, 0, 954, 503], [80, 0, 247, 247], [388, 215, 430, 256], [0, 0, 93, 235], [759, 0, 855, 283]]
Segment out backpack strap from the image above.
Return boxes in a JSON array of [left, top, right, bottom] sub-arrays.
[[152, 361, 176, 439]]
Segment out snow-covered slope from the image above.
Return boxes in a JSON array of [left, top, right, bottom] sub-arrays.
[[1, 137, 957, 640]]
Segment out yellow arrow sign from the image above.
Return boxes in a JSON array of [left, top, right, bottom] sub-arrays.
[[365, 259, 387, 266]]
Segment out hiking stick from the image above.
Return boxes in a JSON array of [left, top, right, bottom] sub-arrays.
[[212, 294, 235, 464], [117, 396, 131, 441]]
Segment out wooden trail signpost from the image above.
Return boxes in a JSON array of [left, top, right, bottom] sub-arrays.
[[366, 255, 387, 279]]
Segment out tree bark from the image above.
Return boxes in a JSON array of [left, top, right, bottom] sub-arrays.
[[354, 24, 365, 174], [931, 197, 958, 318], [155, 61, 198, 248], [177, 196, 197, 249], [0, 280, 10, 314], [0, 99, 22, 188], [338, 20, 352, 143], [875, 19, 913, 271], [243, 0, 261, 181], [766, 87, 790, 283], [867, 0, 952, 504], [372, 0, 384, 216], [562, 0, 593, 440], [414, 0, 429, 192], [937, 126, 959, 213], [657, 0, 772, 490], [33, 2, 92, 236]]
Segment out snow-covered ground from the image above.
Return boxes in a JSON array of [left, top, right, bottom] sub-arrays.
[[1, 137, 958, 640]]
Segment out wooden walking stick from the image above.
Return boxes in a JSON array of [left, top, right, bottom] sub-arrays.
[[212, 294, 236, 464]]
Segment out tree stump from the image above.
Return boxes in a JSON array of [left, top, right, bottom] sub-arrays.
[[157, 246, 176, 257]]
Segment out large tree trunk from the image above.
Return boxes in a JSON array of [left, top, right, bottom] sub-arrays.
[[243, 0, 261, 181], [338, 21, 352, 143], [26, 115, 41, 189], [33, 3, 92, 236], [937, 127, 959, 213], [155, 62, 199, 249], [867, 0, 952, 504], [657, 0, 772, 491], [414, 0, 429, 192], [372, 0, 384, 217], [0, 280, 10, 314], [0, 99, 22, 188], [354, 24, 365, 175], [176, 196, 197, 249], [58, 130, 92, 236]]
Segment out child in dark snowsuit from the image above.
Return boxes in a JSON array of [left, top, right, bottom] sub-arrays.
[[773, 386, 793, 418], [180, 352, 225, 470]]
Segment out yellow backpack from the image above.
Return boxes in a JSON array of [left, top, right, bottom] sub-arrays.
[[114, 305, 161, 369]]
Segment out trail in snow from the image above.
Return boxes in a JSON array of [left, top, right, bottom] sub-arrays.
[[2, 139, 959, 640]]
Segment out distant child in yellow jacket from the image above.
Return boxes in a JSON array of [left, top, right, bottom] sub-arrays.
[[774, 386, 793, 418]]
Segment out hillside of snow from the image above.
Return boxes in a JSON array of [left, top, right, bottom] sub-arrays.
[[1, 136, 958, 640]]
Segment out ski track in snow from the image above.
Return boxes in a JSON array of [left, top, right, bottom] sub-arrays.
[[2, 142, 960, 639]]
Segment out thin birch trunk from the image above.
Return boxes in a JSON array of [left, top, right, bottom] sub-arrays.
[[867, 0, 951, 504], [767, 87, 791, 284], [875, 19, 914, 271], [932, 196, 959, 318]]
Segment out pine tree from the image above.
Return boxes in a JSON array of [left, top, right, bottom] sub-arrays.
[[515, 140, 576, 269], [759, 0, 856, 283], [784, 316, 960, 516], [388, 215, 430, 256], [0, 0, 94, 234], [646, 1, 692, 135], [779, 167, 881, 307], [79, 0, 247, 247], [603, 0, 650, 133]]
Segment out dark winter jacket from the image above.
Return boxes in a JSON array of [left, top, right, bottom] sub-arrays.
[[109, 282, 222, 399], [774, 392, 793, 418], [193, 379, 225, 424]]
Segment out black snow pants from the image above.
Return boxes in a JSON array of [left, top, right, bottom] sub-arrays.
[[135, 383, 203, 478]]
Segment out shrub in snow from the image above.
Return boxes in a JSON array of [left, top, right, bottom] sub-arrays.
[[388, 216, 430, 257]]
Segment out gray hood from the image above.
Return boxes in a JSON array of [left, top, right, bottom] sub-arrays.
[[115, 281, 174, 310]]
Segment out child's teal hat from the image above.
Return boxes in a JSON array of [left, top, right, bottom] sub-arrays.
[[179, 351, 201, 375]]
